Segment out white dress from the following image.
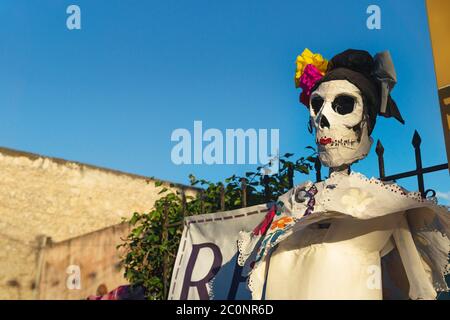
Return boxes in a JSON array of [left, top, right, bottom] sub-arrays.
[[237, 171, 449, 300]]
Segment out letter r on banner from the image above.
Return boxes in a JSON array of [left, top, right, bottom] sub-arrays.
[[180, 243, 223, 299]]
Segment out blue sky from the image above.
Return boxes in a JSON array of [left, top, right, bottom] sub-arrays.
[[0, 0, 448, 203]]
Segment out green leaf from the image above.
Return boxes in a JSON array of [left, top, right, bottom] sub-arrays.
[[158, 187, 169, 194], [130, 212, 140, 225]]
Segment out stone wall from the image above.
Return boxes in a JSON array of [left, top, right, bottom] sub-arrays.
[[38, 223, 130, 300], [0, 147, 196, 299]]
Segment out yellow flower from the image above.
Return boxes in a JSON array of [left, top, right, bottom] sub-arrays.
[[294, 48, 328, 87]]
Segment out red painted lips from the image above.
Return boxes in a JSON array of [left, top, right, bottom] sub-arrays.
[[319, 137, 332, 145]]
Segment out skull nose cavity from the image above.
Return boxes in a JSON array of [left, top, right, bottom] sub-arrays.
[[319, 115, 330, 129]]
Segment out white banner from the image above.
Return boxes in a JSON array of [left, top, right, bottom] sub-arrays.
[[168, 204, 268, 300]]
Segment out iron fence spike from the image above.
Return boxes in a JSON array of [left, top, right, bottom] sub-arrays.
[[375, 140, 384, 155], [412, 130, 422, 147]]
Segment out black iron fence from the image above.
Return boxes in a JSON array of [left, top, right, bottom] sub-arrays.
[[375, 130, 449, 198]]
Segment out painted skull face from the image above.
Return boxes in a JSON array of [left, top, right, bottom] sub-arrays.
[[309, 80, 373, 168]]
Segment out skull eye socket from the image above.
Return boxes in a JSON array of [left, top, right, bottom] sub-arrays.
[[332, 95, 355, 115], [310, 96, 324, 115]]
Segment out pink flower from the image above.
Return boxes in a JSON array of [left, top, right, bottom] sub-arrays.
[[298, 64, 324, 106]]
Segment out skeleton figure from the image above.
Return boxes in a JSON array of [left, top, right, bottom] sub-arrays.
[[237, 49, 449, 300]]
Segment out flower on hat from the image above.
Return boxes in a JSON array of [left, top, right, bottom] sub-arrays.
[[294, 48, 328, 88]]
